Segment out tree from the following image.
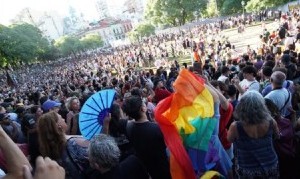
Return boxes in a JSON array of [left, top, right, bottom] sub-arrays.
[[144, 0, 207, 27], [54, 36, 81, 57], [0, 25, 15, 67], [0, 23, 56, 66], [55, 34, 103, 57], [206, 0, 219, 17], [80, 34, 103, 50], [220, 0, 244, 15], [246, 0, 289, 12], [128, 23, 155, 42]]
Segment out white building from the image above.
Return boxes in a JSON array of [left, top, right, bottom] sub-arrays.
[[94, 0, 125, 19], [124, 0, 146, 14], [12, 8, 64, 40], [120, 0, 147, 27], [63, 7, 90, 35], [78, 18, 133, 46], [95, 0, 110, 19], [37, 12, 64, 40]]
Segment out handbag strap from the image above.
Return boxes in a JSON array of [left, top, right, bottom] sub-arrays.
[[280, 91, 290, 112]]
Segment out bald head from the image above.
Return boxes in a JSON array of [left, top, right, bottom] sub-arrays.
[[271, 71, 286, 87]]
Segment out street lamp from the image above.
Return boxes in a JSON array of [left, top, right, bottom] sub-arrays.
[[241, 0, 245, 18]]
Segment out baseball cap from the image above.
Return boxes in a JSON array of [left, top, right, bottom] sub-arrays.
[[42, 100, 61, 112], [7, 113, 18, 121]]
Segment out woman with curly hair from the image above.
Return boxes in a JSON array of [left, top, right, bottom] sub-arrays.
[[65, 97, 81, 135], [37, 111, 90, 179], [227, 91, 279, 178]]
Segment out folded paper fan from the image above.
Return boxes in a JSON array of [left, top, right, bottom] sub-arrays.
[[79, 89, 115, 140]]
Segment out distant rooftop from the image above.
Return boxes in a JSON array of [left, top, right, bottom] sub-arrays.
[[88, 17, 130, 29]]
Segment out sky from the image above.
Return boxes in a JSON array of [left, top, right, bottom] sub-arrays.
[[0, 0, 126, 25]]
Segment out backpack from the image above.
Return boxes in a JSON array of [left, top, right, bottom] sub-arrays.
[[274, 117, 295, 158]]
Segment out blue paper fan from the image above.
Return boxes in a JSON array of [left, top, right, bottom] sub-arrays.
[[79, 89, 116, 140]]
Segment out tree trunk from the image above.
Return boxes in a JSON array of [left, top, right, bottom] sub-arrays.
[[72, 50, 77, 59], [182, 11, 187, 25], [172, 19, 176, 26]]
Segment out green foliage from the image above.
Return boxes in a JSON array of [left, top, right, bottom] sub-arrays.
[[80, 34, 104, 50], [128, 23, 155, 42], [54, 36, 81, 56], [220, 0, 245, 15], [0, 23, 56, 67], [206, 0, 219, 17], [55, 34, 103, 56], [144, 0, 207, 27], [0, 23, 103, 66], [245, 0, 289, 12]]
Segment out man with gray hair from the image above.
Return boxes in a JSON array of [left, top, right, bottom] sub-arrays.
[[88, 134, 148, 179], [264, 71, 292, 118]]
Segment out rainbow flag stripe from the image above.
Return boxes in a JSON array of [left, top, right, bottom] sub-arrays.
[[155, 69, 217, 179]]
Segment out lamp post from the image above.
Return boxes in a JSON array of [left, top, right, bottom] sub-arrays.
[[241, 0, 245, 19]]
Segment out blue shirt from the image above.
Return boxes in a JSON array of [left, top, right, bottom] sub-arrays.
[[262, 80, 294, 96]]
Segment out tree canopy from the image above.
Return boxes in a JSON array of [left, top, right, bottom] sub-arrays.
[[144, 0, 207, 27], [0, 22, 104, 67], [144, 0, 291, 24], [80, 34, 104, 50], [54, 34, 103, 56], [128, 23, 155, 42], [0, 23, 53, 67], [220, 0, 246, 15], [246, 0, 289, 12], [206, 0, 219, 17]]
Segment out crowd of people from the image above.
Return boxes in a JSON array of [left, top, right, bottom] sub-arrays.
[[0, 6, 300, 179]]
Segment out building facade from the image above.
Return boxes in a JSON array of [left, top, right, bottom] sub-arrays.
[[94, 0, 124, 20], [78, 18, 133, 46], [11, 8, 64, 40]]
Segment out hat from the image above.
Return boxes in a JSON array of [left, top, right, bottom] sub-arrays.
[[42, 100, 61, 112], [7, 113, 18, 121], [22, 114, 36, 131], [230, 66, 237, 72]]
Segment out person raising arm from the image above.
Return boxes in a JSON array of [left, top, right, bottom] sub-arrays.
[[0, 125, 31, 179]]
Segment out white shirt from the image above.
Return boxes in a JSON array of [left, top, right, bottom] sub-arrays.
[[217, 75, 228, 83], [239, 79, 260, 99], [285, 36, 295, 50], [0, 168, 5, 177]]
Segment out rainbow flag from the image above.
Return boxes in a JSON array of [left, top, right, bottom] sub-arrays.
[[155, 69, 217, 179]]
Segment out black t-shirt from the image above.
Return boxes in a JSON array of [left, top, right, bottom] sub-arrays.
[[109, 119, 134, 160], [127, 121, 171, 179], [90, 155, 149, 179], [28, 131, 40, 166], [279, 27, 286, 39]]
